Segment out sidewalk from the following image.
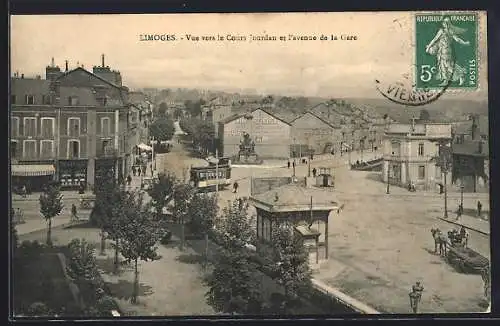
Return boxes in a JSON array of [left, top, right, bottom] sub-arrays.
[[437, 214, 490, 236], [12, 191, 87, 202], [16, 216, 72, 236]]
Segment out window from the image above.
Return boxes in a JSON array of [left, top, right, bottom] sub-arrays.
[[25, 95, 35, 105], [23, 140, 37, 159], [435, 166, 441, 179], [68, 140, 80, 159], [40, 140, 54, 159], [23, 117, 37, 137], [418, 166, 425, 180], [11, 141, 18, 158], [101, 139, 110, 154], [42, 95, 52, 105], [100, 117, 111, 137], [11, 117, 19, 137], [418, 143, 424, 156], [68, 96, 79, 106], [41, 117, 55, 138], [67, 118, 80, 137], [11, 95, 16, 104]]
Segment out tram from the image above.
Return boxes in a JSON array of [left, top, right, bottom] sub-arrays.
[[189, 158, 232, 191]]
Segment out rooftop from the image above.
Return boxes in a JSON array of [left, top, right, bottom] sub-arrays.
[[11, 78, 51, 98], [386, 123, 452, 138], [249, 183, 340, 213], [452, 140, 489, 157]]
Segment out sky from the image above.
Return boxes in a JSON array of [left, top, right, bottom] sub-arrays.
[[11, 12, 488, 99]]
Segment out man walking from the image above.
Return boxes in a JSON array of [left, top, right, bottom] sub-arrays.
[[287, 160, 291, 169], [127, 174, 132, 186], [312, 168, 317, 178], [477, 201, 483, 218], [71, 203, 78, 223], [456, 203, 463, 221], [233, 181, 239, 193]]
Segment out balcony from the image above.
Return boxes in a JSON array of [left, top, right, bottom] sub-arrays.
[[97, 146, 119, 158]]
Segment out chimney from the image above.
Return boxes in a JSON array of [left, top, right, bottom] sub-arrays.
[[51, 57, 55, 67], [65, 60, 69, 72], [471, 115, 479, 140], [102, 54, 105, 67]]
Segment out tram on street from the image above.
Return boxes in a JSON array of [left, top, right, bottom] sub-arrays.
[[189, 160, 232, 191]]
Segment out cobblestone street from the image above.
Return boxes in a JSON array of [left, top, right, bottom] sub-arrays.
[[157, 136, 490, 314]]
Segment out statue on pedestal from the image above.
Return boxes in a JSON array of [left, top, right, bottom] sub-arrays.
[[236, 132, 262, 164]]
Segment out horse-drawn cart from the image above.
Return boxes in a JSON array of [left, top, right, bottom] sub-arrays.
[[446, 244, 489, 274]]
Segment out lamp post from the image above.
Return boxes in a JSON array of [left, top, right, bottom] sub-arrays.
[[443, 151, 449, 219], [150, 136, 157, 173], [307, 137, 311, 177], [386, 161, 390, 194], [460, 184, 464, 208]]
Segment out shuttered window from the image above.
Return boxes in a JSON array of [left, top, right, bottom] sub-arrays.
[[11, 117, 19, 137], [101, 117, 110, 137], [68, 118, 80, 137], [40, 140, 54, 159], [41, 118, 54, 138], [24, 117, 37, 137], [23, 140, 37, 159]]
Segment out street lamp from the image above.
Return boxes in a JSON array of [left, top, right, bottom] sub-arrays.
[[460, 183, 464, 208], [409, 282, 424, 313], [386, 161, 390, 194]]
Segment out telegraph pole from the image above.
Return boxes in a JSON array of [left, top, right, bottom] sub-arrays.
[[443, 147, 449, 218], [215, 148, 219, 194], [386, 162, 390, 194]]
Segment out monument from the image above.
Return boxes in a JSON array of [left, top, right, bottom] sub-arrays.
[[233, 132, 263, 164]]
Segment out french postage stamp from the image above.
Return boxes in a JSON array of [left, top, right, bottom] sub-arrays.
[[415, 12, 478, 91]]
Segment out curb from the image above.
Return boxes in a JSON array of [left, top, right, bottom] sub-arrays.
[[436, 216, 490, 236]]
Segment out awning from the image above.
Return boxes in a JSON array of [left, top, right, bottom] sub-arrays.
[[136, 143, 153, 151], [11, 164, 55, 177]]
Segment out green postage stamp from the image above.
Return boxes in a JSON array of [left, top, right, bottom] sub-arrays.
[[415, 12, 478, 90]]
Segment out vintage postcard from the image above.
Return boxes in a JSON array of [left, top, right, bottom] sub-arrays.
[[10, 11, 490, 317]]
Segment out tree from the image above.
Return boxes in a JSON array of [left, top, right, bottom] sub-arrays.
[[184, 99, 205, 118], [39, 183, 64, 246], [186, 193, 218, 267], [92, 180, 125, 272], [271, 224, 312, 313], [172, 183, 196, 250], [118, 191, 163, 304], [419, 109, 431, 121], [179, 118, 215, 155], [149, 117, 175, 142], [205, 201, 262, 314], [148, 172, 176, 220], [66, 238, 101, 306], [158, 102, 168, 116]]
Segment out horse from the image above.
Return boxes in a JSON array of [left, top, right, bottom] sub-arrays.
[[431, 228, 448, 256]]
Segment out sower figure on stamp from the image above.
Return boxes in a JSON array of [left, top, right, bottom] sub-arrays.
[[425, 17, 470, 86]]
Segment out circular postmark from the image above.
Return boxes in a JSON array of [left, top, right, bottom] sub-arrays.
[[375, 73, 450, 107]]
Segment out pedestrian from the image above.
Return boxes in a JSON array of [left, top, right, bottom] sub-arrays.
[[137, 166, 141, 176], [132, 166, 136, 176], [477, 201, 482, 217], [71, 203, 78, 223], [312, 168, 317, 178], [292, 160, 296, 168], [142, 165, 147, 176], [150, 164, 153, 177], [21, 185, 27, 198], [456, 203, 463, 220], [127, 174, 132, 186], [287, 160, 291, 169], [15, 208, 25, 224], [233, 181, 239, 193]]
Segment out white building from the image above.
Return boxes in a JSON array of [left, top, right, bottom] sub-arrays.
[[382, 121, 452, 190]]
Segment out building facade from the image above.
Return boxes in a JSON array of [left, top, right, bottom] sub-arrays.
[[382, 122, 452, 190], [451, 116, 489, 192], [289, 111, 342, 155], [10, 57, 132, 191], [218, 108, 291, 159]]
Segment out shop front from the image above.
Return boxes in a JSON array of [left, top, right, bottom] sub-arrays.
[[95, 158, 117, 189], [58, 159, 88, 190], [11, 161, 56, 192]]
